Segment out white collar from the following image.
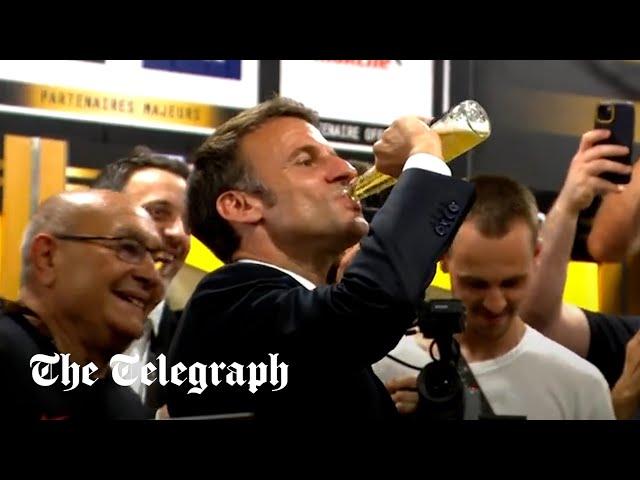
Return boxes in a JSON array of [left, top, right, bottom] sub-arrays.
[[236, 259, 317, 290], [148, 299, 165, 337]]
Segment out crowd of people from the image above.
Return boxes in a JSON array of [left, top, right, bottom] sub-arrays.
[[2, 96, 639, 422]]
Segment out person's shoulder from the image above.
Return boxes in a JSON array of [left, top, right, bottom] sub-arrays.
[[185, 262, 301, 315], [524, 326, 607, 382], [0, 311, 39, 358], [583, 309, 640, 339], [196, 262, 299, 292], [0, 311, 46, 393]]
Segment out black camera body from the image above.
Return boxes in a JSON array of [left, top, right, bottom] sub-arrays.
[[417, 299, 465, 340], [414, 299, 498, 420]]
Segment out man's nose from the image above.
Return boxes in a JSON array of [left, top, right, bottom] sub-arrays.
[[326, 156, 358, 184], [163, 216, 187, 242], [483, 287, 507, 314]]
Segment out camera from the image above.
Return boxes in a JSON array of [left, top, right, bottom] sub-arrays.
[[414, 299, 496, 420], [416, 299, 465, 340], [596, 103, 615, 123]]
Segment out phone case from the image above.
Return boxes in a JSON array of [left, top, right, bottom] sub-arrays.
[[594, 100, 635, 185]]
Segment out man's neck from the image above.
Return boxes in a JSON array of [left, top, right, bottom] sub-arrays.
[[233, 247, 337, 287], [20, 291, 111, 376], [456, 316, 527, 363]]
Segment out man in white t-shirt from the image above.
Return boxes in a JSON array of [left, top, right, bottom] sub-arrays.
[[374, 175, 614, 420]]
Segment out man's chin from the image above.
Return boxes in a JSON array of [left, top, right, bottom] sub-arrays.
[[352, 216, 370, 237], [339, 222, 367, 249]]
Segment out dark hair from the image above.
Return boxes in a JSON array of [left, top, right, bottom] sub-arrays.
[[468, 175, 539, 246], [187, 96, 319, 263], [92, 145, 190, 192]]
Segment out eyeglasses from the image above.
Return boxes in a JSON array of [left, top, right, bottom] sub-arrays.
[[52, 234, 173, 271]]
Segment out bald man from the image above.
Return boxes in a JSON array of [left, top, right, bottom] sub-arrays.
[[0, 190, 166, 419]]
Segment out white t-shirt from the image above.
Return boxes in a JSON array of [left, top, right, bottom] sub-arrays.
[[373, 325, 615, 420]]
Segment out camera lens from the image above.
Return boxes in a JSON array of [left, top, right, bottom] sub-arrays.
[[598, 104, 613, 121]]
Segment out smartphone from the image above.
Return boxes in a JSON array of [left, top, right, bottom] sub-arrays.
[[594, 100, 635, 184]]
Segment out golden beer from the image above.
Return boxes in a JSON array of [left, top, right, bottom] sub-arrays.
[[350, 100, 491, 200]]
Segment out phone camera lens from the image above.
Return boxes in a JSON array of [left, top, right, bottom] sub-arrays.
[[598, 105, 614, 121]]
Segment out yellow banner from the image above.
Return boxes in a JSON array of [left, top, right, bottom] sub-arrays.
[[24, 84, 218, 128]]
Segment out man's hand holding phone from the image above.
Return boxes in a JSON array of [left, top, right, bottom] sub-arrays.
[[556, 129, 632, 216], [594, 100, 635, 185]]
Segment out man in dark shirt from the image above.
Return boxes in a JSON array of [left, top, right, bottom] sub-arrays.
[[582, 311, 640, 418], [0, 190, 166, 419], [520, 128, 640, 419]]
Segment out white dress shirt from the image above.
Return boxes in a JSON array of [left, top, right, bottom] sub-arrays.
[[122, 300, 165, 403], [403, 153, 451, 177], [236, 259, 316, 290]]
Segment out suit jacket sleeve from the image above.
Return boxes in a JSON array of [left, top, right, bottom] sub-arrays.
[[172, 169, 474, 371]]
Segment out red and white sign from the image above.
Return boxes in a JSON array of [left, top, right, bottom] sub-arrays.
[[279, 60, 434, 126]]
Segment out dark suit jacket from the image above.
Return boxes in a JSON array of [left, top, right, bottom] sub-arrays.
[[150, 304, 181, 360], [0, 307, 151, 420], [167, 169, 475, 423], [144, 304, 182, 410]]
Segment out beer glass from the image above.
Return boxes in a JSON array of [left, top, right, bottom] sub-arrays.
[[349, 100, 491, 200]]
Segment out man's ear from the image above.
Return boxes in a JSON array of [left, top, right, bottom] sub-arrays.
[[216, 190, 264, 224], [30, 234, 57, 286], [533, 237, 543, 262]]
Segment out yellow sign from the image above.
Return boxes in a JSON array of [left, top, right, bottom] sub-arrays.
[[24, 83, 217, 129], [185, 236, 224, 272]]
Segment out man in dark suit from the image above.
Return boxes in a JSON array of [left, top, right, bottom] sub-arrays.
[[93, 147, 190, 410], [166, 97, 475, 423]]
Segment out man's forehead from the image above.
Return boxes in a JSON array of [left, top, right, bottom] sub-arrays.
[[113, 212, 163, 244], [89, 205, 160, 239], [453, 253, 530, 283], [84, 203, 151, 222], [279, 118, 329, 148], [125, 167, 186, 187], [304, 122, 329, 146], [455, 220, 533, 245], [451, 222, 533, 262], [246, 117, 328, 154], [124, 169, 187, 207]]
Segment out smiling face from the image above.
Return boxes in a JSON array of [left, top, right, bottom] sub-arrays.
[[441, 219, 537, 342], [237, 116, 369, 255], [123, 167, 190, 284], [41, 200, 166, 355]]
